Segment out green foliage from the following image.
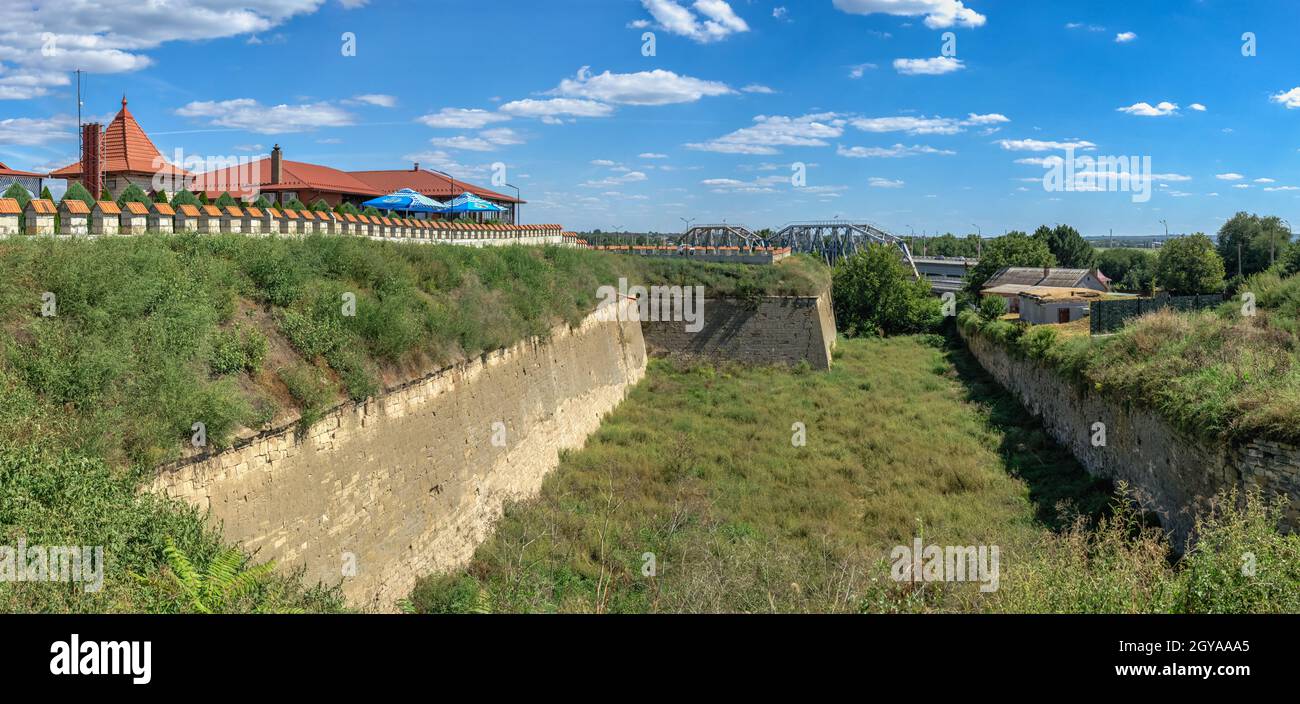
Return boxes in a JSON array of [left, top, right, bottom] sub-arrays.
[[171, 191, 200, 207], [310, 198, 332, 213], [1033, 224, 1097, 269], [335, 202, 360, 216], [208, 325, 267, 376], [362, 206, 380, 216], [40, 186, 54, 201], [214, 192, 237, 207], [277, 364, 334, 429], [251, 195, 272, 208], [197, 192, 209, 205], [965, 231, 1056, 292], [153, 190, 170, 204], [163, 538, 281, 613], [977, 294, 1006, 321], [1217, 212, 1292, 278], [62, 181, 95, 208], [116, 183, 150, 207], [832, 245, 941, 336], [282, 197, 307, 211], [1156, 233, 1225, 295], [909, 233, 982, 258], [3, 182, 32, 207], [1098, 248, 1157, 293]]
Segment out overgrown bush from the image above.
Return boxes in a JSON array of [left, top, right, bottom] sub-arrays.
[[832, 245, 942, 336]]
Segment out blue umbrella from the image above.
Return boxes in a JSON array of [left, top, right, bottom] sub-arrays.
[[438, 192, 505, 214], [362, 188, 448, 213]]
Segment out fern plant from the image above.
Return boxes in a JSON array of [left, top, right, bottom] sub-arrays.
[[163, 538, 280, 614]]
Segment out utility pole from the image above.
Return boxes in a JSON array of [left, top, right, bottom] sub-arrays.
[[1238, 241, 1243, 279]]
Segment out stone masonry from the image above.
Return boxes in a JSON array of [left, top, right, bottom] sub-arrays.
[[640, 292, 837, 369]]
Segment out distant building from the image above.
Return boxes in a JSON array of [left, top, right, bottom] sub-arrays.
[[1015, 287, 1107, 325], [0, 162, 43, 197], [982, 267, 1111, 313]]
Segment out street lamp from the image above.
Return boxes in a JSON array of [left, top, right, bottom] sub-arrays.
[[426, 167, 460, 221], [1280, 219, 1293, 266], [1160, 219, 1169, 238], [505, 182, 521, 225]]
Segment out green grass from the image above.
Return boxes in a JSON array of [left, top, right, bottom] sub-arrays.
[[410, 335, 1114, 613], [0, 233, 828, 613]]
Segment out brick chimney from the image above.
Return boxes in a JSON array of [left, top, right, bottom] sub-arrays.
[[271, 144, 283, 185], [413, 162, 420, 171]]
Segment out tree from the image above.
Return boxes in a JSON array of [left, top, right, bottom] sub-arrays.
[[99, 187, 112, 201], [362, 206, 380, 216], [197, 192, 209, 205], [1033, 224, 1096, 269], [3, 182, 32, 209], [334, 201, 359, 215], [1216, 212, 1292, 278], [171, 190, 201, 207], [214, 192, 238, 207], [152, 190, 170, 204], [310, 198, 331, 213], [1156, 233, 1226, 295], [116, 183, 150, 207], [283, 197, 307, 211], [1097, 248, 1157, 292], [40, 186, 54, 202], [832, 244, 943, 337], [965, 231, 1056, 292], [62, 181, 95, 208], [252, 195, 272, 209]]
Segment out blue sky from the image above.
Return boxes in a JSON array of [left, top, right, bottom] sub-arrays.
[[2, 0, 1298, 235]]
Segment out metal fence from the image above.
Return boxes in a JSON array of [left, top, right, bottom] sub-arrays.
[[1089, 293, 1227, 334]]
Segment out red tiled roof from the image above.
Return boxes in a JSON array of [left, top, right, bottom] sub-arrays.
[[282, 209, 299, 219], [344, 213, 358, 222], [299, 209, 316, 220], [265, 207, 282, 218], [95, 201, 121, 215], [61, 200, 90, 215], [190, 158, 382, 199], [123, 202, 149, 215], [28, 199, 56, 215], [225, 206, 243, 217], [0, 198, 21, 215], [152, 203, 175, 216], [0, 162, 44, 178], [201, 205, 222, 217], [177, 205, 200, 217], [50, 98, 189, 179], [245, 207, 263, 217], [349, 168, 522, 203]]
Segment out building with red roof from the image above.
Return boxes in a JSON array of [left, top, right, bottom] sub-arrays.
[[0, 162, 44, 198], [49, 97, 189, 199]]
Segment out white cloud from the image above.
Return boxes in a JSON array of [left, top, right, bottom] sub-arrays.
[[832, 0, 986, 29], [591, 159, 619, 167], [582, 171, 648, 188], [893, 57, 965, 75], [176, 98, 354, 134], [428, 128, 524, 152], [742, 84, 776, 94], [1255, 177, 1276, 183], [1065, 22, 1106, 32], [0, 114, 75, 146], [498, 98, 615, 123], [554, 66, 733, 105], [480, 128, 524, 146], [637, 0, 750, 43], [1189, 103, 1207, 111], [417, 108, 511, 129], [773, 6, 789, 21], [851, 113, 1006, 135], [1271, 87, 1300, 109], [997, 138, 1097, 151], [686, 112, 845, 155], [1115, 31, 1137, 43], [0, 0, 325, 100], [639, 153, 669, 159], [1215, 173, 1245, 181], [1264, 186, 1300, 192], [1117, 101, 1179, 117], [836, 143, 955, 158], [351, 94, 397, 108], [848, 63, 877, 79], [868, 177, 905, 188]]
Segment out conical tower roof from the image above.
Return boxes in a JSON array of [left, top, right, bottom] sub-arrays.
[[50, 97, 189, 178]]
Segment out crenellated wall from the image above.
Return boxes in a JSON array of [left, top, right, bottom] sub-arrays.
[[962, 329, 1300, 547], [151, 298, 647, 610]]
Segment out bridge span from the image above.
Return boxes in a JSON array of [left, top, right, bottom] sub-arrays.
[[677, 220, 919, 274]]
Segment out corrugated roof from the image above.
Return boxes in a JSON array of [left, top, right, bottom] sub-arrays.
[[95, 201, 121, 215], [177, 204, 200, 217], [123, 202, 149, 215], [1018, 286, 1107, 303], [28, 199, 56, 215], [152, 203, 175, 216], [61, 200, 90, 215], [50, 98, 189, 178], [983, 267, 1101, 291], [0, 198, 21, 215]]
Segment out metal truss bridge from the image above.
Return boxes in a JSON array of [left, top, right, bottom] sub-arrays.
[[676, 220, 918, 274]]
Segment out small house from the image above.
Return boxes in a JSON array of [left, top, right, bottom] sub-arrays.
[[24, 199, 56, 235], [338, 213, 356, 236], [261, 207, 283, 234], [59, 199, 91, 236], [91, 201, 121, 236], [0, 197, 21, 236], [357, 215, 375, 238], [174, 204, 200, 232], [299, 209, 319, 235], [196, 205, 222, 234], [220, 206, 244, 234], [1016, 287, 1107, 325], [121, 202, 149, 234], [149, 203, 175, 234], [281, 208, 300, 236], [981, 267, 1111, 313], [242, 207, 263, 235]]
